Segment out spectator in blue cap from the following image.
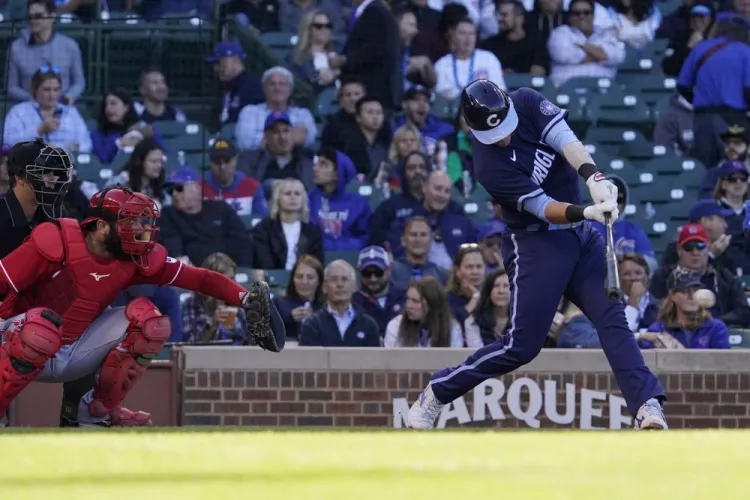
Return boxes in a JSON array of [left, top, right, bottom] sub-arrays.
[[640, 268, 730, 350], [476, 220, 504, 271], [351, 245, 407, 336], [158, 167, 254, 268], [699, 125, 749, 197], [206, 41, 263, 125], [709, 160, 750, 268]]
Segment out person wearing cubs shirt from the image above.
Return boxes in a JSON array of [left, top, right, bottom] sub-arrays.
[[0, 186, 284, 427]]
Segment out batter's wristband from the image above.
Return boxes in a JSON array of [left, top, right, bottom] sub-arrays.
[[565, 204, 586, 223], [578, 163, 598, 181]]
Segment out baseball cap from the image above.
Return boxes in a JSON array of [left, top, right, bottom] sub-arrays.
[[678, 224, 709, 246], [477, 220, 505, 240], [689, 4, 712, 15], [165, 167, 200, 185], [357, 245, 390, 271], [404, 85, 432, 101], [6, 139, 46, 177], [667, 268, 703, 291], [209, 138, 237, 161], [716, 160, 749, 179], [719, 125, 748, 142], [264, 111, 291, 131], [688, 199, 733, 222], [205, 41, 245, 63]]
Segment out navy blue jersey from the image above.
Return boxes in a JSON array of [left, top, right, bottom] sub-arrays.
[[472, 87, 581, 229]]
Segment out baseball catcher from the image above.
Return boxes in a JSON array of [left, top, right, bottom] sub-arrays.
[[0, 186, 285, 426]]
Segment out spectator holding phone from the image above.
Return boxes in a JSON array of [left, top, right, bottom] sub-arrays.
[[289, 10, 340, 95], [2, 67, 90, 153]]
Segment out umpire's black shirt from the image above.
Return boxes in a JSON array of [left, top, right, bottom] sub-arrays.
[[0, 189, 51, 259]]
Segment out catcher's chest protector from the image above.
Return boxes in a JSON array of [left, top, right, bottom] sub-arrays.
[[31, 220, 137, 343]]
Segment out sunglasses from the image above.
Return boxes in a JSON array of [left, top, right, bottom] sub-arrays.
[[39, 64, 60, 74], [312, 22, 332, 29], [570, 9, 593, 16], [170, 184, 185, 193], [28, 12, 50, 20], [726, 175, 748, 183], [361, 268, 385, 279], [682, 241, 707, 252]]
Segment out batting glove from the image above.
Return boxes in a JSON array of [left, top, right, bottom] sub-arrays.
[[586, 173, 618, 205], [583, 201, 619, 224]]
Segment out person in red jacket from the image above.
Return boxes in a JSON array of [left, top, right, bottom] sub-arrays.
[[0, 186, 284, 427]]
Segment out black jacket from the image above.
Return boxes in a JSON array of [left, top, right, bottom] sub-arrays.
[[251, 217, 324, 269], [298, 306, 380, 347], [351, 284, 407, 336], [159, 200, 253, 267]]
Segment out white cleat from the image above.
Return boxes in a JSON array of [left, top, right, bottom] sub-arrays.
[[407, 384, 445, 429], [633, 398, 668, 430]]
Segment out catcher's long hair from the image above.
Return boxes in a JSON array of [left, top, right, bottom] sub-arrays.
[[198, 252, 238, 341], [398, 276, 454, 347], [657, 290, 711, 332]]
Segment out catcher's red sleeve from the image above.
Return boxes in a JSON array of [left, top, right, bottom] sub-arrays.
[[138, 258, 247, 306], [0, 239, 60, 295]]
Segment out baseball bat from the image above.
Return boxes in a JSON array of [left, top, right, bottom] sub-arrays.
[[603, 213, 622, 301]]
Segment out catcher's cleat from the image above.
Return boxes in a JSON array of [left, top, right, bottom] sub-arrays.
[[77, 406, 153, 428], [243, 281, 286, 352]]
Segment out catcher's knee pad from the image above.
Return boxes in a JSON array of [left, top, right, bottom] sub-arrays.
[[90, 298, 170, 416], [0, 308, 63, 414]]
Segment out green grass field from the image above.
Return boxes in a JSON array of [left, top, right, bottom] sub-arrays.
[[1, 429, 747, 499]]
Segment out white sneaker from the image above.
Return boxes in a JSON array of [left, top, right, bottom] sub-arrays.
[[407, 384, 445, 429], [634, 398, 668, 430]]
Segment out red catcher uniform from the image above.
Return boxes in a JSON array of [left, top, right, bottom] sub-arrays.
[[0, 187, 251, 426]]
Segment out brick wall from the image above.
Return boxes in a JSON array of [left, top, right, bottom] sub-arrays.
[[181, 369, 750, 428]]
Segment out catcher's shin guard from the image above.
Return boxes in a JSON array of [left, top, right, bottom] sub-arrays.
[[88, 297, 171, 417], [0, 308, 63, 415], [244, 281, 286, 352]]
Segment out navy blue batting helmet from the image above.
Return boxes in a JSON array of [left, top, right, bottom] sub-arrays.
[[460, 79, 518, 145]]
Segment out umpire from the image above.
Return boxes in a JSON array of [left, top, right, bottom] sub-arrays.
[[0, 138, 93, 428]]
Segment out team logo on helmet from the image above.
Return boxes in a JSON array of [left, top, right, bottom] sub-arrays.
[[539, 100, 560, 116], [486, 114, 501, 127]]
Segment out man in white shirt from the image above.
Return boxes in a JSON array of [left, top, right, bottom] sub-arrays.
[[434, 18, 506, 100], [547, 0, 626, 86]]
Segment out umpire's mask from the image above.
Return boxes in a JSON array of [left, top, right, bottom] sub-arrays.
[[24, 145, 73, 219]]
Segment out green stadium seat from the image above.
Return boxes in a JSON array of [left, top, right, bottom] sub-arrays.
[[235, 267, 261, 289], [219, 122, 236, 139], [619, 140, 670, 162], [585, 127, 649, 148], [75, 152, 111, 183], [160, 32, 216, 98], [591, 94, 652, 131], [315, 87, 339, 118], [502, 74, 551, 92], [431, 94, 459, 121], [557, 76, 614, 96], [618, 48, 657, 75], [325, 250, 359, 267], [164, 135, 205, 154], [627, 75, 678, 105], [259, 32, 297, 61], [153, 121, 204, 139], [727, 329, 750, 348], [346, 182, 386, 211], [103, 31, 158, 94], [263, 269, 292, 291], [240, 214, 263, 229]]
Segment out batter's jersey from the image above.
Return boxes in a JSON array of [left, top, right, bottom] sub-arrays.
[[472, 87, 581, 230]]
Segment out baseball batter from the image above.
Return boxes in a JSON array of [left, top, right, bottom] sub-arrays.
[[0, 186, 284, 426], [407, 79, 667, 430]]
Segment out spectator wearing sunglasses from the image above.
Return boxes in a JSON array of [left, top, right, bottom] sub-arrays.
[[661, 199, 739, 275], [289, 10, 341, 96], [351, 246, 407, 337], [2, 68, 91, 154], [711, 160, 750, 272], [6, 0, 85, 103], [650, 223, 750, 327]]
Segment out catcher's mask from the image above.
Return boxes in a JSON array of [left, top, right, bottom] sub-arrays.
[[24, 143, 73, 218], [82, 186, 160, 269]]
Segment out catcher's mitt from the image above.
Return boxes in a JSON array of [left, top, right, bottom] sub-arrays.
[[242, 281, 286, 352]]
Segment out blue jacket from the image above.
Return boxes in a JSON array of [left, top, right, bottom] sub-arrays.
[[298, 306, 380, 347], [641, 318, 731, 349], [351, 284, 407, 335], [590, 219, 656, 270], [91, 128, 167, 165], [393, 114, 454, 149], [308, 151, 372, 251], [273, 294, 321, 340]]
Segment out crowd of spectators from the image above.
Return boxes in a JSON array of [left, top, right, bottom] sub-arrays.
[[0, 0, 748, 350]]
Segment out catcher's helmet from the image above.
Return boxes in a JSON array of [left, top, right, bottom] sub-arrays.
[[460, 79, 518, 145], [83, 186, 161, 268], [7, 138, 72, 218]]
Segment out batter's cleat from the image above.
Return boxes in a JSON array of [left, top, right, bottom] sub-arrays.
[[407, 383, 445, 429], [633, 398, 668, 430], [78, 406, 153, 428]]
